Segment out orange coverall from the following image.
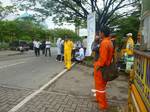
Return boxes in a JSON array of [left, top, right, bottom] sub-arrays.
[[94, 37, 114, 109]]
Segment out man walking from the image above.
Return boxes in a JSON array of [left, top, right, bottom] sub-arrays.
[[33, 39, 41, 56], [94, 26, 114, 110], [45, 39, 51, 57]]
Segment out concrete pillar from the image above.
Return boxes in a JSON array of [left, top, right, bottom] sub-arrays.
[[141, 0, 150, 50]]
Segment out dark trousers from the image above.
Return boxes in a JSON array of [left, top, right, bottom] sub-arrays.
[[84, 48, 86, 56], [35, 48, 40, 56], [61, 55, 64, 61], [42, 48, 45, 55], [45, 48, 51, 56], [56, 55, 61, 61]]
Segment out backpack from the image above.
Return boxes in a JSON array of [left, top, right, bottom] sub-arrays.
[[100, 40, 119, 82], [101, 60, 119, 81]]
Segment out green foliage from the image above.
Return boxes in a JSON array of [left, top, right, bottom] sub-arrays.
[[20, 36, 32, 41], [49, 28, 81, 41], [0, 20, 80, 43], [111, 12, 140, 46], [0, 43, 9, 50], [0, 20, 48, 42]]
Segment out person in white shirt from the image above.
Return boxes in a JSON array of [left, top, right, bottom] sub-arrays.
[[60, 40, 64, 62], [75, 47, 85, 63], [82, 36, 87, 55], [45, 39, 51, 57], [33, 39, 41, 56], [56, 38, 62, 61]]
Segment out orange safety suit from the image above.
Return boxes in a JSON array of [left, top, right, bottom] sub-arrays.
[[94, 37, 114, 109]]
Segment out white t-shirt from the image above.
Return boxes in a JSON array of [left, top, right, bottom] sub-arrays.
[[45, 41, 51, 48], [76, 48, 85, 61], [82, 38, 87, 48], [34, 41, 41, 48]]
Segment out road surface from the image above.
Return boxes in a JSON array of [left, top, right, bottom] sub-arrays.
[[0, 49, 64, 89]]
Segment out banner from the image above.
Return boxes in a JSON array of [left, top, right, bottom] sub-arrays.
[[86, 12, 96, 56]]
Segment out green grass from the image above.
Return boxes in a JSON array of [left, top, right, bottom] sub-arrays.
[[83, 56, 94, 67]]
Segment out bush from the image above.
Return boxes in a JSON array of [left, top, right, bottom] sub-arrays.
[[0, 43, 9, 50], [82, 56, 94, 67]]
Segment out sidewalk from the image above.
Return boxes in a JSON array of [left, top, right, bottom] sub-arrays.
[[14, 64, 128, 112]]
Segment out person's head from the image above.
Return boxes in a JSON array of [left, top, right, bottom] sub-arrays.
[[64, 36, 69, 41], [137, 32, 141, 43], [95, 35, 100, 42], [126, 33, 133, 38], [57, 38, 61, 43], [85, 36, 87, 39], [110, 33, 117, 41], [99, 26, 110, 39], [58, 38, 61, 41]]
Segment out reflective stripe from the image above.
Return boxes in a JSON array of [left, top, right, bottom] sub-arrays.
[[91, 89, 105, 93]]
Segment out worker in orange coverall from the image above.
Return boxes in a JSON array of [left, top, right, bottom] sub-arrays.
[[93, 26, 114, 111]]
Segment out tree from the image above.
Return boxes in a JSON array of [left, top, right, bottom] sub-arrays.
[[48, 28, 81, 42], [0, 2, 15, 20], [0, 20, 49, 42], [12, 0, 140, 31], [109, 1, 141, 46]]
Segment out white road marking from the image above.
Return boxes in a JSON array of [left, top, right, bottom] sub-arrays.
[[8, 63, 75, 112], [0, 62, 26, 69]]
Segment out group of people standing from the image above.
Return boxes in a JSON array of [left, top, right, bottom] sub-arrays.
[[55, 27, 115, 111], [55, 36, 87, 70], [33, 26, 137, 111], [33, 39, 51, 57]]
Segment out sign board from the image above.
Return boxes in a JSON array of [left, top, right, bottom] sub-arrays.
[[79, 29, 88, 37], [86, 12, 96, 56]]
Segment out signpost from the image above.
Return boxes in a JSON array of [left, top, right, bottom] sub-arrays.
[[86, 12, 96, 56]]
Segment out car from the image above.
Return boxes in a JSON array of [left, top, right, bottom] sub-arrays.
[[10, 40, 30, 51]]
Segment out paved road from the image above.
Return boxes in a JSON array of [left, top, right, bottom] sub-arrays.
[[0, 48, 64, 89]]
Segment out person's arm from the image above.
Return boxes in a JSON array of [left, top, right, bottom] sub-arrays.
[[71, 41, 74, 50], [96, 42, 108, 70], [92, 43, 99, 51]]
